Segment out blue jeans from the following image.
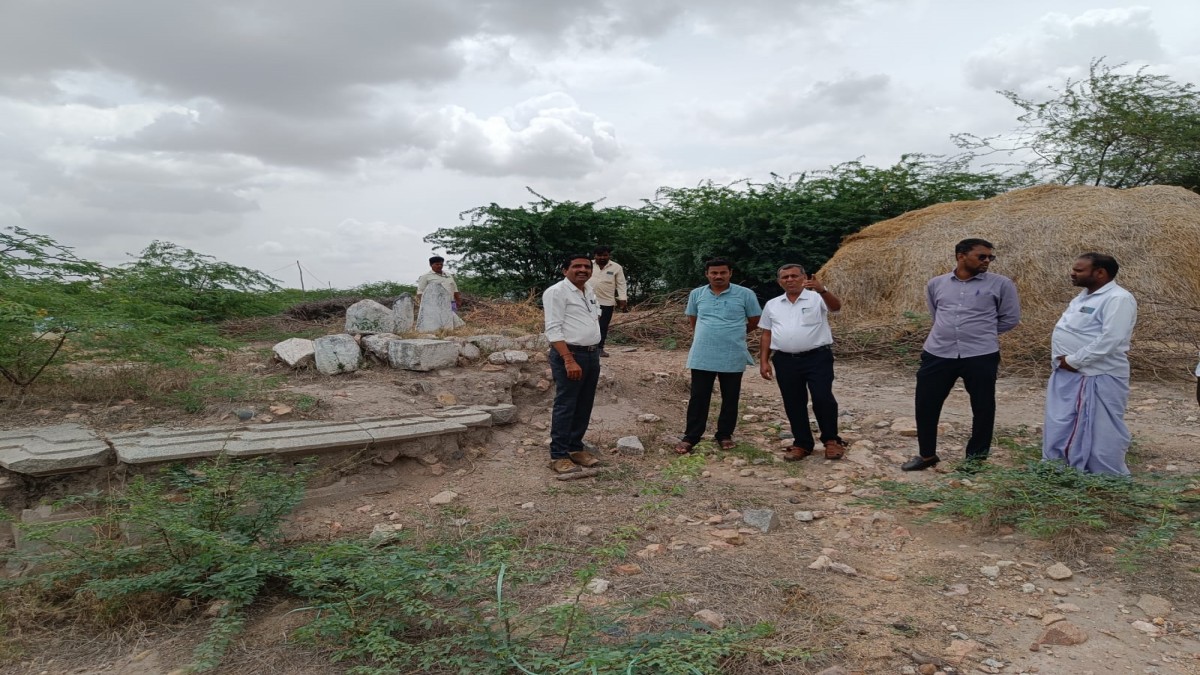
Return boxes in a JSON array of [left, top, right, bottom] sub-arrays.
[[548, 348, 601, 459]]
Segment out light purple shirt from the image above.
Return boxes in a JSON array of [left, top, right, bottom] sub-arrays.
[[922, 271, 1020, 358]]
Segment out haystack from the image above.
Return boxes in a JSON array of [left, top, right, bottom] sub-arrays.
[[818, 184, 1200, 378]]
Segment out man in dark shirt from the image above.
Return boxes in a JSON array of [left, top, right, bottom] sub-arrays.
[[901, 238, 1021, 471]]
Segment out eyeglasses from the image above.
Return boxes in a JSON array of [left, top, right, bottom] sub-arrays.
[[975, 254, 997, 261]]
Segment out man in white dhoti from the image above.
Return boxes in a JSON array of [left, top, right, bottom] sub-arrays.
[[1043, 253, 1137, 476]]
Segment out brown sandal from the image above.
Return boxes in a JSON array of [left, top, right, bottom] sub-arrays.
[[783, 447, 813, 462], [674, 441, 695, 455], [823, 439, 846, 460], [718, 439, 737, 451]]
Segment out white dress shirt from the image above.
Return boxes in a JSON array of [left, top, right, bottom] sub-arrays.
[[542, 278, 602, 346], [759, 290, 834, 353], [1051, 281, 1137, 377]]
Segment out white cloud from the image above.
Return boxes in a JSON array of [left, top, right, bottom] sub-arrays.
[[965, 7, 1165, 94]]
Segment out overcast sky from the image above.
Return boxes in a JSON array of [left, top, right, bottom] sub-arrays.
[[2, 1, 1198, 289]]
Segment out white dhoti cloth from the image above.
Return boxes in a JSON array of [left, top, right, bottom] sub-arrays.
[[1042, 368, 1131, 476]]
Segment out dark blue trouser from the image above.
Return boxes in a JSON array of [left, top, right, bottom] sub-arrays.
[[598, 305, 614, 351], [683, 369, 743, 445], [548, 348, 601, 459], [772, 347, 841, 451], [914, 350, 1000, 459]]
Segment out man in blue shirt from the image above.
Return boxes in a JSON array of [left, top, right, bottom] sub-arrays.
[[902, 238, 1021, 471], [676, 258, 761, 454]]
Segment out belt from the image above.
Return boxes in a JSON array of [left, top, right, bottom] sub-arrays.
[[774, 344, 831, 357], [565, 343, 599, 352]]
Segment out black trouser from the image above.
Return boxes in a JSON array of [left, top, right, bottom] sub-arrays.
[[914, 350, 1000, 459], [548, 347, 601, 459], [683, 369, 743, 444], [772, 346, 841, 451], [598, 304, 614, 351]]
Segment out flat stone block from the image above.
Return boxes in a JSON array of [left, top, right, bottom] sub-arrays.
[[389, 339, 460, 371], [468, 404, 517, 425], [0, 424, 113, 475], [466, 335, 516, 351], [361, 333, 400, 360], [273, 337, 315, 368], [110, 426, 243, 464], [224, 421, 375, 457]]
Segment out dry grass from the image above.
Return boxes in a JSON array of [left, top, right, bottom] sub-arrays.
[[820, 184, 1200, 378], [456, 295, 546, 335]]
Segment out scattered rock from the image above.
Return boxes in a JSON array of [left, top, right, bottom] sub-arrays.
[[1136, 594, 1172, 618], [943, 639, 982, 663], [273, 337, 316, 368], [1036, 621, 1088, 646], [742, 509, 780, 533], [794, 511, 815, 522], [369, 523, 404, 540], [574, 525, 594, 538], [808, 556, 857, 575], [693, 609, 726, 630], [1131, 620, 1162, 636], [890, 418, 918, 436], [428, 490, 459, 505], [616, 436, 645, 456], [585, 578, 610, 594], [636, 544, 665, 559], [1041, 613, 1065, 625], [980, 565, 1000, 580], [1055, 602, 1080, 613], [614, 563, 642, 576], [710, 529, 745, 546], [1045, 562, 1073, 580], [637, 413, 661, 423], [942, 584, 969, 597]]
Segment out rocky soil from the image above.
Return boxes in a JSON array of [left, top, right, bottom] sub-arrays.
[[3, 344, 1199, 675]]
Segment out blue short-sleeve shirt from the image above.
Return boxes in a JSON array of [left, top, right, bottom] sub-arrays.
[[685, 283, 761, 372]]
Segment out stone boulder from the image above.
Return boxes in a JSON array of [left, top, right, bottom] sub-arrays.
[[345, 299, 395, 335], [273, 337, 315, 368], [487, 350, 529, 365], [314, 334, 363, 375], [361, 333, 399, 361], [416, 284, 464, 333], [389, 339, 460, 371], [392, 294, 415, 333]]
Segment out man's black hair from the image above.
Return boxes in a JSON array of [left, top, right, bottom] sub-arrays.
[[954, 238, 994, 256], [704, 257, 732, 271], [1078, 252, 1120, 279], [593, 245, 612, 255], [429, 255, 445, 265], [562, 252, 592, 270]]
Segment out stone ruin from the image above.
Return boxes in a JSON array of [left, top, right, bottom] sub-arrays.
[[273, 293, 548, 375]]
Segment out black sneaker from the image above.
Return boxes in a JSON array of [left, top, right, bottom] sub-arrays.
[[900, 455, 940, 471]]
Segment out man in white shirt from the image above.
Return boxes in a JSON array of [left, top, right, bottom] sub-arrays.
[[416, 256, 461, 310], [1043, 253, 1138, 476], [758, 264, 846, 461], [543, 253, 604, 474], [587, 245, 628, 357]]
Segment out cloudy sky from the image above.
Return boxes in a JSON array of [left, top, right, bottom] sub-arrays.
[[2, 1, 1198, 289]]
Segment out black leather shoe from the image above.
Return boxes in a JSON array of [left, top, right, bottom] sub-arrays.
[[901, 455, 940, 471]]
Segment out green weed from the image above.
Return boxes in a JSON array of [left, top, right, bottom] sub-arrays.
[[867, 460, 1199, 568]]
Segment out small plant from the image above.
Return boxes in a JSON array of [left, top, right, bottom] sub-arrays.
[[3, 456, 312, 671], [867, 460, 1199, 567]]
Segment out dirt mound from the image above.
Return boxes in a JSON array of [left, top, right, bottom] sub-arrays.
[[818, 184, 1200, 377]]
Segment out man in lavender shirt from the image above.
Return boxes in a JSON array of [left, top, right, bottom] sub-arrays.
[[901, 238, 1021, 471]]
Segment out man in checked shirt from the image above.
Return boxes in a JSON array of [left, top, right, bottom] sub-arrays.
[[901, 238, 1021, 471]]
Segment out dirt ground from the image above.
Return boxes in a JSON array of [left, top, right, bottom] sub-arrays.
[[3, 343, 1199, 675]]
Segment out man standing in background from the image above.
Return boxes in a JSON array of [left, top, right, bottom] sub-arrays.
[[901, 238, 1021, 471], [1043, 253, 1137, 476], [587, 245, 628, 357], [417, 256, 462, 311]]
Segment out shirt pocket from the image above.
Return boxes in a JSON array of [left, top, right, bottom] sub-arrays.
[[799, 306, 823, 326], [1064, 305, 1100, 331]]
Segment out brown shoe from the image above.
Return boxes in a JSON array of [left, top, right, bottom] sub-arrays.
[[569, 450, 601, 467], [783, 446, 813, 462], [823, 439, 846, 460], [718, 439, 737, 451], [549, 458, 581, 474], [674, 441, 695, 455]]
